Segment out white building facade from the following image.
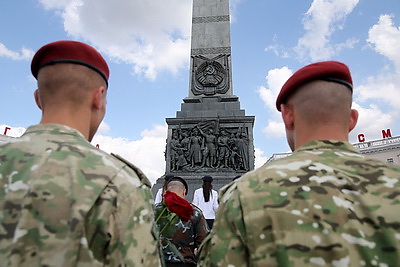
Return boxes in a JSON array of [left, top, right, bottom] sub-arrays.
[[267, 136, 400, 166]]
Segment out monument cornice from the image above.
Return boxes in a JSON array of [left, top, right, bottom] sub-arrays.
[[192, 15, 230, 24], [191, 47, 231, 56], [166, 116, 255, 125]]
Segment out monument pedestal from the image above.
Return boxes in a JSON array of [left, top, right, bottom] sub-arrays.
[[152, 96, 254, 201]]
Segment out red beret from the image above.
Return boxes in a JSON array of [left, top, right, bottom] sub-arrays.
[[31, 40, 109, 84], [276, 61, 352, 111]]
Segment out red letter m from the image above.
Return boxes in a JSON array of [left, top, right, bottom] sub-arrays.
[[382, 129, 392, 138]]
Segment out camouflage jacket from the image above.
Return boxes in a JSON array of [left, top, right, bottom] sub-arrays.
[[0, 124, 161, 267], [154, 202, 209, 264], [198, 140, 400, 267]]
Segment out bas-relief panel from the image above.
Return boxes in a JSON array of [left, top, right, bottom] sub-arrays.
[[167, 120, 251, 173]]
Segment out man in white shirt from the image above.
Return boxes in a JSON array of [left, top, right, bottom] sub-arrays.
[[192, 175, 219, 229]]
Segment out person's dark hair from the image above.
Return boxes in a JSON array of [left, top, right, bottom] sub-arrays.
[[202, 181, 212, 202]]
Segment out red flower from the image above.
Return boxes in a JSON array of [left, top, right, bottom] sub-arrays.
[[164, 191, 194, 222]]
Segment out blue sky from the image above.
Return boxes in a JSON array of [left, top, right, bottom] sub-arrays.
[[1, 0, 400, 184]]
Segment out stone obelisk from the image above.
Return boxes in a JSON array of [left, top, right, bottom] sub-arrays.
[[152, 0, 255, 201]]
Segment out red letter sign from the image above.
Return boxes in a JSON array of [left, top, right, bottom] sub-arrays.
[[3, 127, 11, 135], [358, 134, 365, 142], [382, 129, 392, 138]]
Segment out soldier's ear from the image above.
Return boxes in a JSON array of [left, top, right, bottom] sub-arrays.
[[92, 86, 106, 110], [281, 103, 294, 130], [34, 89, 43, 110], [348, 109, 358, 132]]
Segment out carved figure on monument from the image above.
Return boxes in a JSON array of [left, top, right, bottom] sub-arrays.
[[188, 128, 202, 167], [179, 130, 190, 160], [229, 146, 241, 171], [175, 147, 188, 170], [169, 131, 180, 171], [167, 124, 251, 172], [236, 131, 250, 171], [192, 55, 230, 96], [198, 127, 217, 168], [216, 128, 230, 168]]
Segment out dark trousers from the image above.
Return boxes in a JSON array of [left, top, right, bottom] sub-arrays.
[[206, 219, 214, 229]]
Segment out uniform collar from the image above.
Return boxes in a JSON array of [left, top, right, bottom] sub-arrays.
[[24, 123, 86, 140], [296, 140, 358, 153]]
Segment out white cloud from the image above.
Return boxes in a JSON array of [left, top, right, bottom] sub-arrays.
[[368, 14, 400, 71], [360, 14, 400, 111], [350, 102, 394, 143], [96, 121, 110, 135], [0, 125, 26, 137], [346, 13, 400, 143], [38, 0, 71, 10], [257, 67, 292, 139], [258, 67, 292, 111], [38, 0, 192, 79], [140, 124, 167, 138], [295, 0, 359, 61], [263, 120, 285, 138], [356, 72, 400, 111], [92, 124, 167, 184], [254, 147, 268, 168], [258, 86, 276, 110], [0, 43, 35, 61]]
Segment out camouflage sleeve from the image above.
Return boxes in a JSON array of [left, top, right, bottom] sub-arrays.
[[197, 183, 249, 266], [86, 168, 161, 267]]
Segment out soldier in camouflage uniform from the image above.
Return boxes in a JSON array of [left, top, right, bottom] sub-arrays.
[[0, 41, 161, 266], [155, 177, 209, 266], [198, 61, 400, 266]]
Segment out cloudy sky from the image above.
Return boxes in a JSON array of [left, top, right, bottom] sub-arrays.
[[1, 0, 399, 184]]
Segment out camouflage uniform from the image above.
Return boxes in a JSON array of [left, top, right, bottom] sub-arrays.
[[0, 124, 161, 267], [155, 203, 209, 265], [198, 140, 400, 266]]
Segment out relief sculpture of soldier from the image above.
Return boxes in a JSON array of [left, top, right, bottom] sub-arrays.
[[216, 128, 230, 168], [169, 131, 180, 171], [198, 126, 217, 168], [188, 128, 202, 168], [236, 131, 250, 171]]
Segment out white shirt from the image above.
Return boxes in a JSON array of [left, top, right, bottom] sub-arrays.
[[154, 188, 163, 205], [192, 188, 219, 219]]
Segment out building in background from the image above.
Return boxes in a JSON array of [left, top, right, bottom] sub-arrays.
[[267, 135, 400, 166], [0, 134, 14, 143]]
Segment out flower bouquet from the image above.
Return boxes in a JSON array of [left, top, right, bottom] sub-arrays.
[[155, 191, 194, 236]]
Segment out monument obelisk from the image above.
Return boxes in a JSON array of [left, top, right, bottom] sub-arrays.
[[153, 0, 255, 201]]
